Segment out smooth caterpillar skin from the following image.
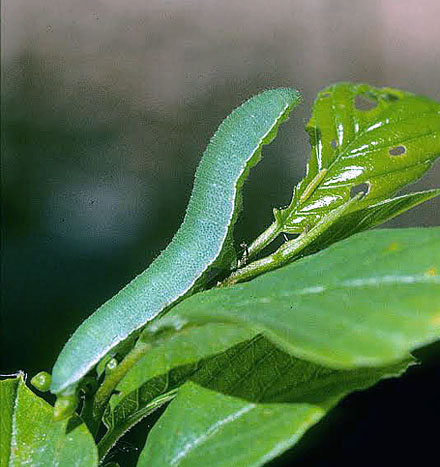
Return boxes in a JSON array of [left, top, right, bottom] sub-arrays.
[[50, 88, 301, 396]]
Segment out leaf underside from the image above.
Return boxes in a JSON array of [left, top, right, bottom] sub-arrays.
[[102, 228, 440, 462], [103, 323, 253, 431], [156, 227, 440, 369], [138, 336, 412, 466]]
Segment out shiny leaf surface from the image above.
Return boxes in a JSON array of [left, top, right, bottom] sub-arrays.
[[278, 83, 440, 233], [291, 189, 440, 260]]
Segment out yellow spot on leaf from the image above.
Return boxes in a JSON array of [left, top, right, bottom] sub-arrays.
[[432, 315, 440, 327], [425, 267, 437, 277], [387, 242, 400, 252]]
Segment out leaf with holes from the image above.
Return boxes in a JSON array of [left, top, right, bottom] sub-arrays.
[[0, 373, 98, 466], [275, 83, 440, 234], [153, 227, 440, 369], [138, 336, 411, 467]]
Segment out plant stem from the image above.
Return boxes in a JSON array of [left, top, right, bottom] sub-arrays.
[[223, 196, 358, 286], [222, 233, 308, 286], [240, 169, 329, 267], [239, 221, 281, 267], [87, 340, 151, 436]]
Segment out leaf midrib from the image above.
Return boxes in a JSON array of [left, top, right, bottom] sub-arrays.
[[310, 89, 439, 186], [273, 273, 440, 298], [168, 402, 256, 466]]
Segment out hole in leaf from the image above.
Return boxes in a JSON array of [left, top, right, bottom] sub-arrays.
[[331, 139, 338, 149], [350, 182, 370, 199], [382, 92, 399, 102], [282, 232, 298, 241], [389, 145, 406, 156], [354, 93, 378, 111], [306, 126, 322, 146], [321, 92, 331, 98]]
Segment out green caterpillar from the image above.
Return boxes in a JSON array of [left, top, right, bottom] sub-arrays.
[[50, 88, 301, 401]]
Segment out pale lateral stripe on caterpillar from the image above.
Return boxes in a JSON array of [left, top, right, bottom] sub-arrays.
[[50, 88, 301, 398]]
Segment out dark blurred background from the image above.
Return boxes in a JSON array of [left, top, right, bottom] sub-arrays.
[[2, 1, 439, 465]]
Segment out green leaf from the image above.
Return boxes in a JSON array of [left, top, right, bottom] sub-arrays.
[[154, 227, 440, 369], [0, 373, 98, 466], [190, 335, 412, 407], [99, 324, 252, 459], [138, 336, 411, 467], [100, 363, 195, 460], [293, 189, 440, 260], [0, 377, 17, 466], [119, 324, 253, 400], [139, 382, 323, 467], [277, 83, 440, 234]]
